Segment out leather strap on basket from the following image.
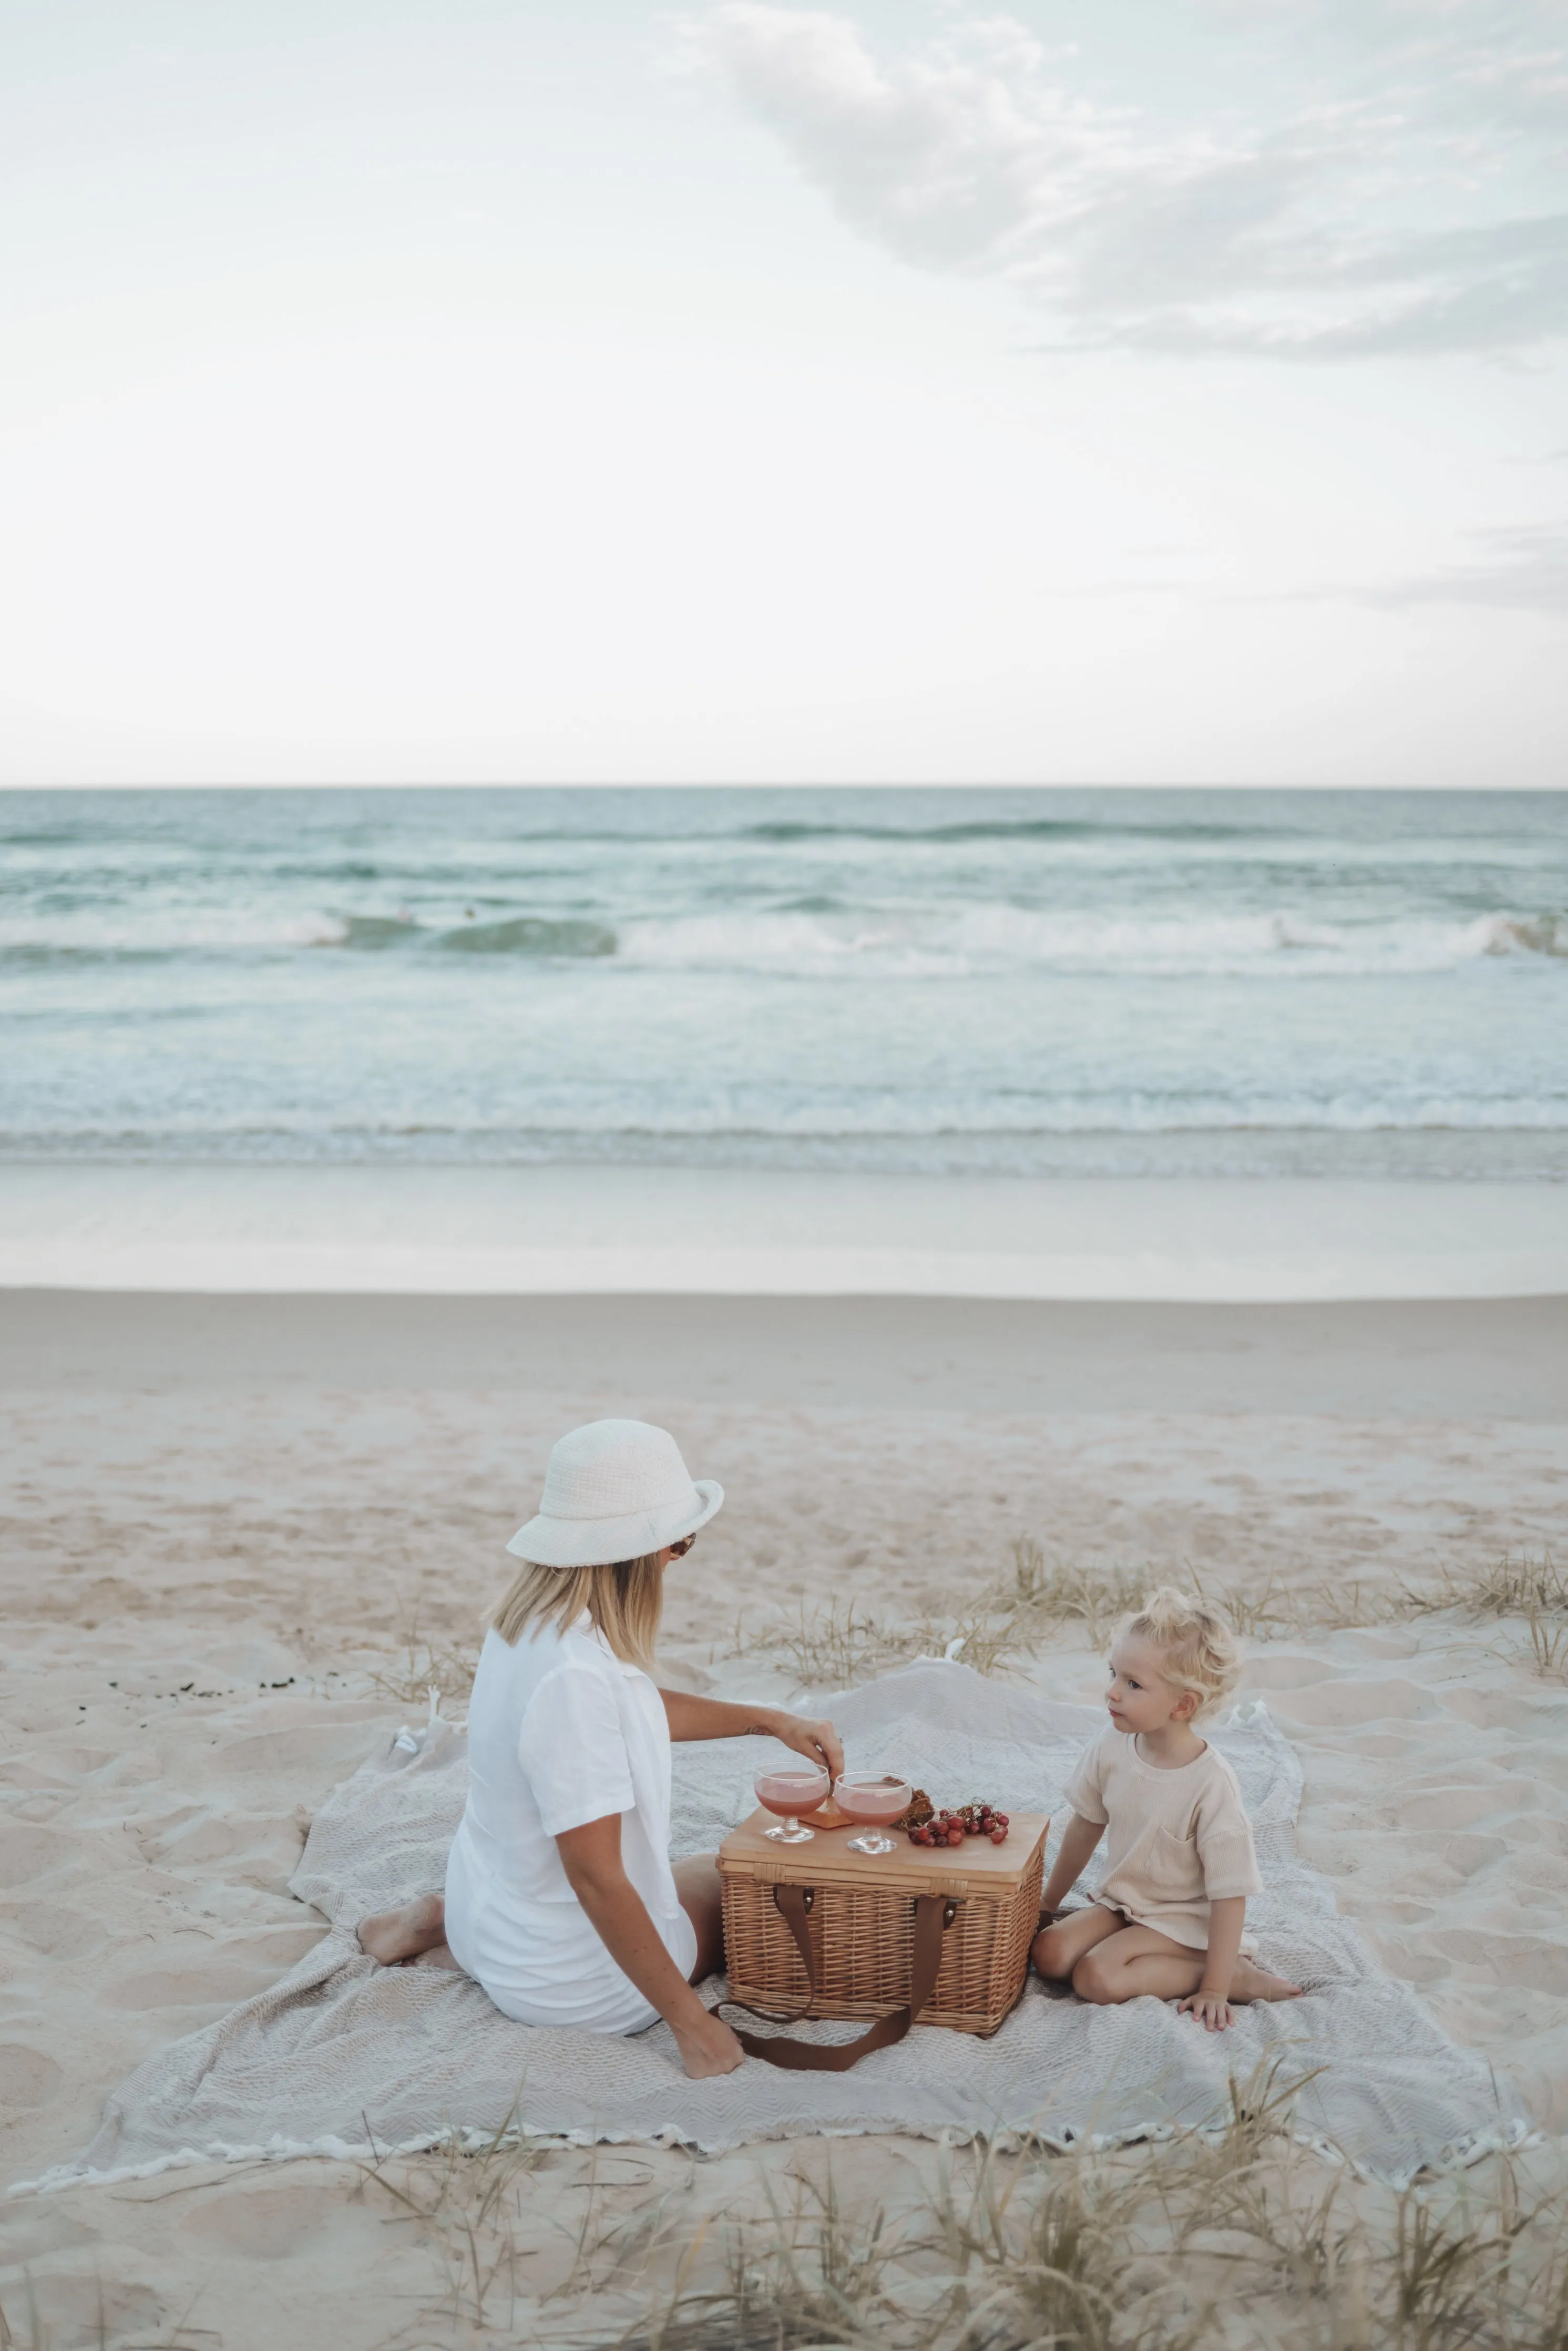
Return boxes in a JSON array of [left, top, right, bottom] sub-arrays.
[[724, 1885, 960, 2072]]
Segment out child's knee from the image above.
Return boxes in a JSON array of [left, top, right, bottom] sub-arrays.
[[1031, 1923, 1077, 1980], [1071, 1948, 1120, 2005]]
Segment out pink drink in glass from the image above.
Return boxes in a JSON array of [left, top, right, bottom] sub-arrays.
[[755, 1765, 831, 1844], [835, 1772, 913, 1857]]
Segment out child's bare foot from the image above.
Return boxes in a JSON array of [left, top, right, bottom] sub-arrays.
[[1230, 1959, 1303, 2004], [358, 1892, 446, 1965]]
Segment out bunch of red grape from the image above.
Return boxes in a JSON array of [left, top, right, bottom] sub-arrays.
[[908, 1803, 1010, 1848]]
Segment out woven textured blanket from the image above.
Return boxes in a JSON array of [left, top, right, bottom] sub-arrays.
[[19, 1663, 1529, 2193]]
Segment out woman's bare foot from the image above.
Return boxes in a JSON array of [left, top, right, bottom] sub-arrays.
[[358, 1892, 447, 1965], [1230, 1959, 1304, 2004], [412, 1941, 464, 1972]]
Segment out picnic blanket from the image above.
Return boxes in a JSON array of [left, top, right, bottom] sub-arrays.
[[18, 1663, 1530, 2192]]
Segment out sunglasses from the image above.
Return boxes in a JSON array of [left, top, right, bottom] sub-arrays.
[[668, 1534, 697, 1559]]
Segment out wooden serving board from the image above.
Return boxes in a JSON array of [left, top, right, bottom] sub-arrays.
[[719, 1807, 1050, 1899]]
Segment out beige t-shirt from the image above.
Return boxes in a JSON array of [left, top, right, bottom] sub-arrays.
[[1064, 1726, 1262, 1952]]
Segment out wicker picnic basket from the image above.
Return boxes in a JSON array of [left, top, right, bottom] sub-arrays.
[[718, 1807, 1048, 2070]]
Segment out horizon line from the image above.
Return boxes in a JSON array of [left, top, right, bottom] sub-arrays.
[[4, 778, 1564, 795]]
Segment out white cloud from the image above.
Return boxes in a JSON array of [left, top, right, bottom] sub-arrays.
[[693, 3, 1568, 356], [1360, 521, 1568, 610]]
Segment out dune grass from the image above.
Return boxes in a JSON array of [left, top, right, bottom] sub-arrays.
[[725, 1546, 1564, 1692], [362, 1545, 1561, 1704], [723, 1538, 1398, 1690], [1405, 1553, 1568, 1622], [1524, 1613, 1568, 1681], [1398, 1551, 1567, 1686], [724, 1594, 1027, 1689], [356, 2074, 1566, 2350], [368, 1619, 482, 1709], [354, 2113, 548, 2336]]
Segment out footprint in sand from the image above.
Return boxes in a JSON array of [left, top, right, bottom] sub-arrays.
[[0, 1824, 64, 1887], [179, 2182, 340, 2260], [0, 1900, 106, 1957], [0, 2043, 63, 2107], [106, 1927, 327, 2010], [1267, 1677, 1436, 1725]]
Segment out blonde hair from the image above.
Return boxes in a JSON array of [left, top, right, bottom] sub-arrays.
[[1118, 1586, 1242, 1722], [492, 1553, 664, 1671]]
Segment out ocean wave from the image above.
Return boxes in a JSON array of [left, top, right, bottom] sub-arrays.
[[8, 1090, 1565, 1149], [0, 942, 181, 967], [320, 914, 418, 950], [316, 913, 617, 956], [739, 817, 1266, 845], [0, 911, 616, 958], [1475, 912, 1568, 958], [0, 914, 337, 960], [2, 902, 1562, 975], [614, 905, 1568, 978], [435, 915, 616, 957]]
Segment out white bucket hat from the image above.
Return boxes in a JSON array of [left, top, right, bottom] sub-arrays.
[[506, 1418, 724, 1570]]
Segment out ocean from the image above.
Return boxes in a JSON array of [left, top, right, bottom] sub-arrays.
[[2, 786, 1564, 1183]]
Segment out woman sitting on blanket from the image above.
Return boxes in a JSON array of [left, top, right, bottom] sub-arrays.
[[1032, 1588, 1302, 2030], [358, 1419, 843, 2080]]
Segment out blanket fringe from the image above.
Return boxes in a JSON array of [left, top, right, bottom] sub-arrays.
[[12, 2110, 1535, 2202]]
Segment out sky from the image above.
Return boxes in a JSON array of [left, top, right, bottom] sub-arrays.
[[3, 0, 1566, 787]]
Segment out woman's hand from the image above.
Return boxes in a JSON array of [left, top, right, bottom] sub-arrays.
[[671, 2005, 745, 2078], [765, 1709, 845, 1782]]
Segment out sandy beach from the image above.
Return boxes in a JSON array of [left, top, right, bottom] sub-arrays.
[[7, 0, 1568, 2316], [6, 1162, 1567, 1301], [2, 1286, 1565, 2342]]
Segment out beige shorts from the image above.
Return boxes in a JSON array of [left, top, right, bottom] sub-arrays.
[[1091, 1895, 1256, 1959]]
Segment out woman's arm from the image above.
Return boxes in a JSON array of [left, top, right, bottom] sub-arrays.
[[1039, 1812, 1105, 1917], [555, 1813, 743, 2079], [659, 1692, 844, 1782], [1178, 1895, 1245, 2030]]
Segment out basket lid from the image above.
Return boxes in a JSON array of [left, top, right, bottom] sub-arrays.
[[718, 1807, 1048, 1897]]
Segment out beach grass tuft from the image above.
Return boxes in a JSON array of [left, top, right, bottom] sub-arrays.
[[365, 2091, 1568, 2350], [1400, 1552, 1566, 1623], [646, 2144, 1567, 2351], [369, 1620, 481, 1709], [727, 1548, 1566, 1693], [355, 2113, 547, 2335], [1003, 1542, 1149, 1650], [727, 1597, 1027, 1689], [1523, 1609, 1568, 1682], [1395, 1553, 1567, 1683]]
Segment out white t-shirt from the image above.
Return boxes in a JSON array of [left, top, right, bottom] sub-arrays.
[[444, 1619, 697, 2032], [1064, 1725, 1262, 1952]]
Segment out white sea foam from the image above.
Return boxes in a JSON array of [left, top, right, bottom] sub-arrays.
[[616, 904, 1567, 977], [1, 900, 1563, 977]]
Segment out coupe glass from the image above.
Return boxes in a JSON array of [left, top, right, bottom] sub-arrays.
[[754, 1764, 831, 1844], [835, 1771, 913, 1857]]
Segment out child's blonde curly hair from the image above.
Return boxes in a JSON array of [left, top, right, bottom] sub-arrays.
[[1118, 1586, 1242, 1721]]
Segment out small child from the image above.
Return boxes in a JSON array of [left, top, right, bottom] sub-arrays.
[[1032, 1587, 1302, 2030]]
